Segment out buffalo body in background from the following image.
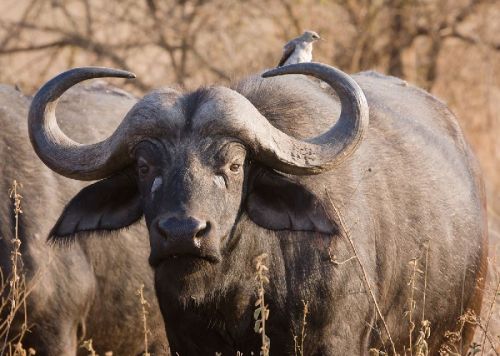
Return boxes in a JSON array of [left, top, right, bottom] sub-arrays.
[[0, 82, 168, 355]]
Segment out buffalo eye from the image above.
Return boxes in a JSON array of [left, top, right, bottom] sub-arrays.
[[229, 163, 241, 173]]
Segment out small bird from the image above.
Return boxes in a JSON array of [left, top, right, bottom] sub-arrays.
[[278, 30, 321, 67]]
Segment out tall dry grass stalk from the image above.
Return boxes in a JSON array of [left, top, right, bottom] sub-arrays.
[[0, 180, 33, 356], [293, 300, 309, 356], [413, 243, 431, 356], [326, 193, 397, 355], [480, 277, 500, 356], [413, 320, 431, 356], [81, 339, 98, 356], [80, 339, 114, 356], [404, 243, 431, 356], [254, 253, 270, 356], [137, 284, 151, 356], [405, 258, 419, 355]]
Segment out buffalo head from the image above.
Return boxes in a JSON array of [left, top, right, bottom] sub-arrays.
[[29, 63, 368, 272]]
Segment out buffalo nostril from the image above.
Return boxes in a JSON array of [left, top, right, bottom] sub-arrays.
[[157, 216, 210, 241], [195, 222, 210, 238]]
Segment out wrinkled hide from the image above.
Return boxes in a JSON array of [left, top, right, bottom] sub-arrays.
[[0, 83, 169, 355]]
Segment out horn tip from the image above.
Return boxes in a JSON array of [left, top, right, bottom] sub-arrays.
[[261, 68, 280, 78], [107, 68, 135, 79], [126, 72, 137, 79], [261, 63, 313, 78]]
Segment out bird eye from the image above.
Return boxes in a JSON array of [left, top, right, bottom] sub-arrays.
[[138, 163, 150, 176], [229, 163, 241, 172]]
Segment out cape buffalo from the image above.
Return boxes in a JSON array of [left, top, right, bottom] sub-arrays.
[[0, 83, 168, 355], [29, 63, 488, 355]]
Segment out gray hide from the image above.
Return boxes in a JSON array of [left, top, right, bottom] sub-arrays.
[[0, 82, 169, 355]]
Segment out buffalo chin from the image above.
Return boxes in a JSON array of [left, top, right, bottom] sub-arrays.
[[154, 255, 222, 305]]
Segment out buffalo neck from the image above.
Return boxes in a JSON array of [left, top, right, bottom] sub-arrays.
[[153, 214, 338, 354]]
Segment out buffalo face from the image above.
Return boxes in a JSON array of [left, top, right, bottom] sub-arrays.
[[134, 135, 247, 266], [29, 63, 367, 273]]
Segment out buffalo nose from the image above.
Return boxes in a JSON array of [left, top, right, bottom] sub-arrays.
[[157, 216, 209, 241]]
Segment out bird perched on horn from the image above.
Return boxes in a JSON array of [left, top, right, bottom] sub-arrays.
[[278, 30, 321, 67]]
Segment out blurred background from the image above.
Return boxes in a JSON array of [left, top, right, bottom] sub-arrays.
[[0, 0, 498, 293]]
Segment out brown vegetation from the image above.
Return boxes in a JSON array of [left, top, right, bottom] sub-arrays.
[[1, 181, 35, 356], [0, 0, 498, 354]]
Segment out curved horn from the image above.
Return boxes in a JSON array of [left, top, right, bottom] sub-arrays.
[[247, 62, 369, 175], [28, 67, 136, 181]]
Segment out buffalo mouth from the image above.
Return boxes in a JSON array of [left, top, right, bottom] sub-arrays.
[[149, 249, 221, 268], [165, 253, 220, 264]]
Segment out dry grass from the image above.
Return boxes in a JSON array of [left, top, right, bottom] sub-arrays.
[[0, 181, 34, 356], [80, 339, 113, 356], [0, 179, 496, 355], [480, 280, 500, 355], [78, 283, 153, 356], [0, 182, 495, 355], [81, 339, 98, 356], [327, 192, 397, 355], [137, 284, 151, 356], [1, 180, 161, 356], [403, 244, 432, 356], [0, 0, 498, 353], [405, 257, 419, 354], [0, 2, 498, 348], [254, 253, 270, 356], [293, 300, 309, 356], [326, 190, 499, 356], [413, 243, 431, 356]]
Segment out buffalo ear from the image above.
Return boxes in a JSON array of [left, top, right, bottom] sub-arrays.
[[49, 168, 143, 241], [245, 167, 337, 234]]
